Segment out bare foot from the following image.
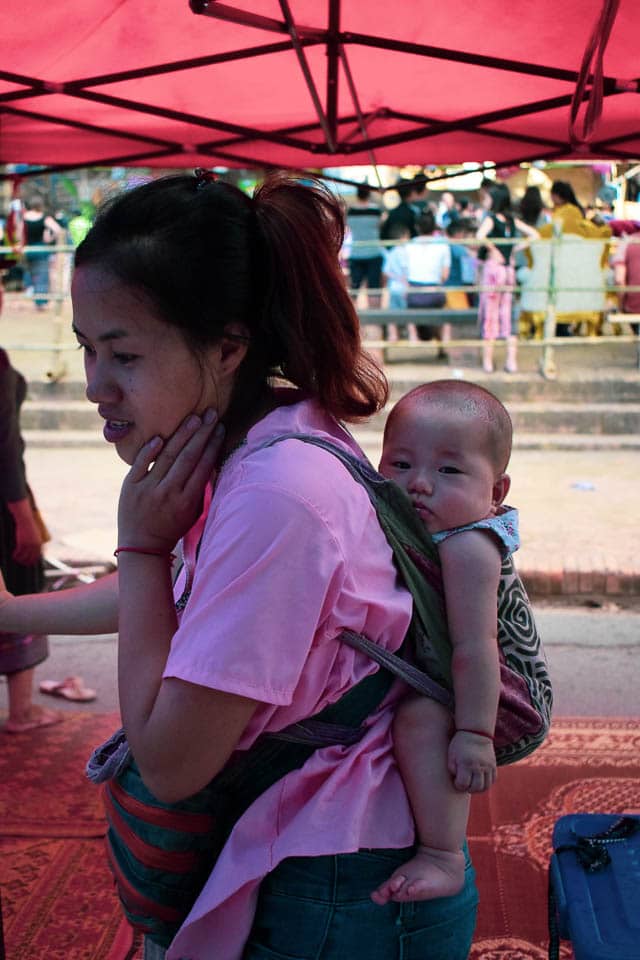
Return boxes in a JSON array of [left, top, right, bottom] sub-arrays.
[[371, 845, 465, 904], [4, 705, 65, 734]]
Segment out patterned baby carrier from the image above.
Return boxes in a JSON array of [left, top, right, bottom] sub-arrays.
[[87, 433, 552, 948]]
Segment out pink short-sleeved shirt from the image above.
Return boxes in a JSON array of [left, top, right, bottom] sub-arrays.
[[164, 397, 414, 960]]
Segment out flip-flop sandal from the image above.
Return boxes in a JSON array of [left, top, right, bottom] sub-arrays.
[[39, 675, 97, 702], [4, 707, 65, 734]]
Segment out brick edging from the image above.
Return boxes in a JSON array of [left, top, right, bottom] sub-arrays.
[[521, 569, 640, 598]]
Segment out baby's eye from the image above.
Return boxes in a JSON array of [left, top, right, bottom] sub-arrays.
[[391, 459, 411, 470], [439, 465, 462, 474]]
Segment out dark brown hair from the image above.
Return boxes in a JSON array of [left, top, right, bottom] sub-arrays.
[[75, 172, 387, 428]]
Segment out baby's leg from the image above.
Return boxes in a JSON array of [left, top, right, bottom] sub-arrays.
[[371, 695, 468, 905]]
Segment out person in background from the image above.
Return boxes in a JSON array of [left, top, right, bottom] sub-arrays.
[[518, 186, 550, 231], [23, 196, 63, 309], [0, 345, 61, 733], [445, 218, 477, 311], [404, 209, 452, 357], [612, 228, 640, 336], [346, 183, 386, 354], [540, 181, 612, 336], [476, 184, 538, 373], [380, 178, 422, 242], [382, 223, 418, 343], [436, 191, 460, 231]]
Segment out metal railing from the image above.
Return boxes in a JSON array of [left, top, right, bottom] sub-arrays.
[[2, 237, 640, 379]]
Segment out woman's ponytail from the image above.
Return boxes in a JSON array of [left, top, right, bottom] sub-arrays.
[[251, 174, 388, 422]]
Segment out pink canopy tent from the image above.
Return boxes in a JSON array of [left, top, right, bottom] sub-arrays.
[[1, 0, 639, 179]]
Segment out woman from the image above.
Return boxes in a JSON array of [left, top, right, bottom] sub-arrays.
[[476, 184, 538, 373], [0, 172, 478, 959]]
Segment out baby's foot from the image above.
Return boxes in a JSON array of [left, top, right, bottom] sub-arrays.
[[370, 845, 465, 904]]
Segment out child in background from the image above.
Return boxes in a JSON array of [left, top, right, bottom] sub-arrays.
[[382, 223, 418, 343], [374, 379, 517, 903], [445, 218, 478, 310]]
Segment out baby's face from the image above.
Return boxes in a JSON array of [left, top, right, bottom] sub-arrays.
[[379, 405, 503, 535]]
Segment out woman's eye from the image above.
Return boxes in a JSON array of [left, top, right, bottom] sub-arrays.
[[76, 342, 95, 357], [113, 352, 138, 365]]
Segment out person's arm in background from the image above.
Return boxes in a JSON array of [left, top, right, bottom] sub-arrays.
[[43, 214, 63, 244], [440, 241, 451, 284], [0, 569, 119, 635]]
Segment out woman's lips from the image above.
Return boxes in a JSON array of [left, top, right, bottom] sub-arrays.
[[103, 419, 133, 443]]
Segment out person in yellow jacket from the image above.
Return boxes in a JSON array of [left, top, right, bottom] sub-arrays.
[[519, 181, 611, 338]]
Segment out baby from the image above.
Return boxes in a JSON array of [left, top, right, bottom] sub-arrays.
[[374, 379, 518, 904]]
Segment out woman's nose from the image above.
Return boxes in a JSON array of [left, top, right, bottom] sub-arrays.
[[85, 361, 119, 405]]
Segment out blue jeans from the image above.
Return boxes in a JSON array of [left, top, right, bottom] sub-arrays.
[[24, 254, 51, 307], [242, 845, 478, 960], [144, 846, 477, 960]]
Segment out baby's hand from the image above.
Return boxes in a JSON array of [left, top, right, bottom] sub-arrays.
[[448, 730, 497, 793]]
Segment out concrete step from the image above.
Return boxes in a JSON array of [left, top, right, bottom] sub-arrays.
[[22, 428, 640, 454], [388, 376, 640, 404], [22, 399, 100, 431], [365, 401, 640, 435], [352, 430, 640, 462], [21, 399, 640, 436], [26, 369, 640, 405]]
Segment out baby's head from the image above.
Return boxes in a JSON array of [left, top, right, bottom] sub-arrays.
[[379, 380, 512, 534]]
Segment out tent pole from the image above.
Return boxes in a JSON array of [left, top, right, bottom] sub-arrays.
[[326, 0, 340, 148], [278, 0, 335, 152], [338, 47, 382, 188]]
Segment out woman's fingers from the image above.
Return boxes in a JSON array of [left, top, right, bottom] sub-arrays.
[[181, 422, 225, 500], [128, 435, 164, 483], [148, 410, 218, 487]]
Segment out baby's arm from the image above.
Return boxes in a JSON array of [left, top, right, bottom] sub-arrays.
[[0, 568, 119, 636], [438, 528, 502, 793]]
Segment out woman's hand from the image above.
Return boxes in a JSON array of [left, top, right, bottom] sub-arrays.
[[0, 568, 15, 620], [7, 498, 43, 567], [117, 408, 225, 554]]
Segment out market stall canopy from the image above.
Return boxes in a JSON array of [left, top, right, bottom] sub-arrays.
[[1, 0, 640, 174]]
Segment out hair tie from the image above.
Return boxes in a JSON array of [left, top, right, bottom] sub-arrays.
[[194, 167, 218, 190]]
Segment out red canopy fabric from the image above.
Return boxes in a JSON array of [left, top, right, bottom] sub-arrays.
[[1, 0, 639, 174]]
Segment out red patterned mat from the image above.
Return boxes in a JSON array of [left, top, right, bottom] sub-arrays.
[[0, 711, 121, 837], [0, 837, 138, 960], [1, 715, 638, 959], [468, 716, 640, 959]]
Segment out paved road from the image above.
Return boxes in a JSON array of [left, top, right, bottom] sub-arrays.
[[1, 604, 638, 719], [23, 441, 640, 580]]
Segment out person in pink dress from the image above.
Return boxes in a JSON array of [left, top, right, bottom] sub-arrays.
[[0, 171, 478, 960]]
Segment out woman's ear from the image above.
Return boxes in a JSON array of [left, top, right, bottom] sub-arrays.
[[492, 472, 511, 507], [218, 322, 250, 376]]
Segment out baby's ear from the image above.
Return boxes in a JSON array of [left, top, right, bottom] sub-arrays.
[[492, 472, 511, 506]]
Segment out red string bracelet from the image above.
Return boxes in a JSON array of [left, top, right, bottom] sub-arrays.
[[114, 546, 176, 562], [456, 727, 494, 741]]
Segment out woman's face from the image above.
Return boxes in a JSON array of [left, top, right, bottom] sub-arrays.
[[71, 266, 223, 465]]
